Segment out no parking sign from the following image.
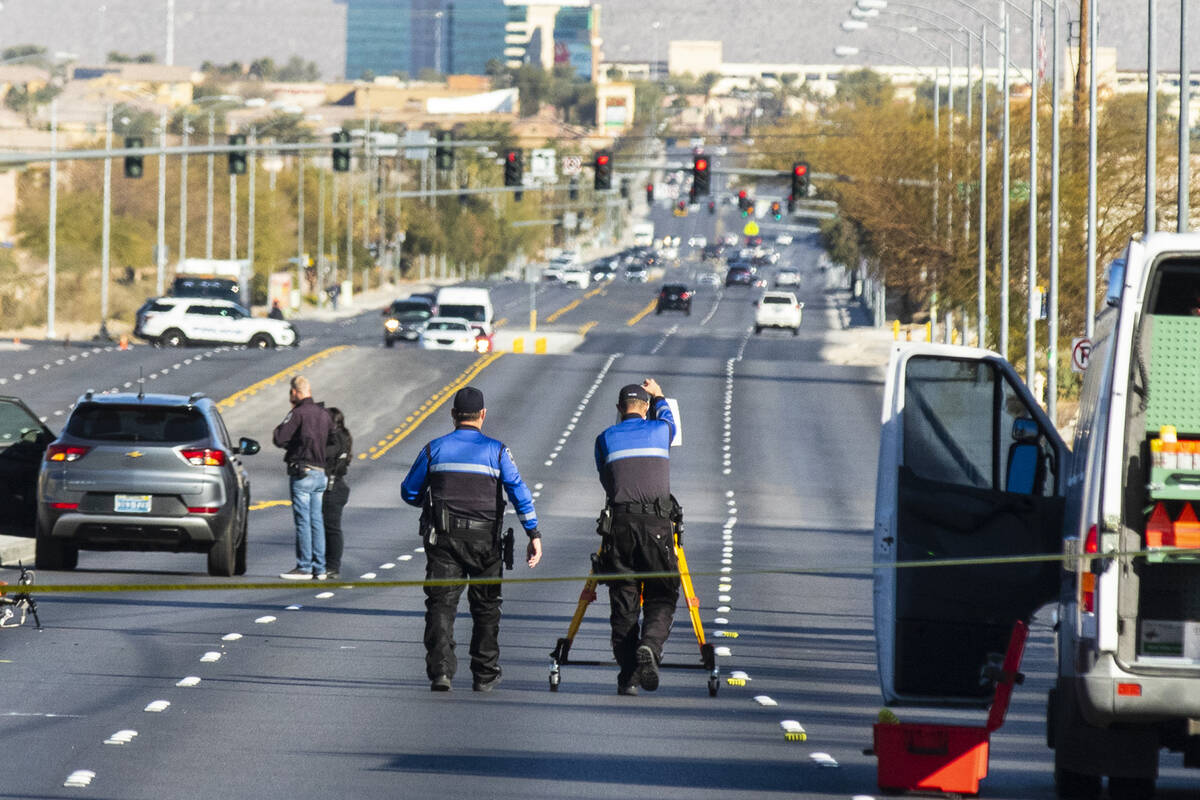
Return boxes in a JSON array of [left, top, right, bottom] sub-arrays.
[[1070, 337, 1092, 373]]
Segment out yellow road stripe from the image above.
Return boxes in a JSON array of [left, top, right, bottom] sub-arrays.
[[218, 346, 352, 409], [578, 321, 598, 336], [626, 299, 657, 327], [368, 351, 505, 460], [494, 317, 508, 329], [544, 298, 580, 323], [249, 500, 292, 510], [584, 286, 604, 299]]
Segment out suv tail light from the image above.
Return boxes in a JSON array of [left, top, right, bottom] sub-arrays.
[[180, 448, 227, 466], [46, 444, 91, 462]]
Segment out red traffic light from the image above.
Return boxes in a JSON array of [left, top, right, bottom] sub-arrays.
[[793, 163, 808, 176], [646, 183, 653, 191], [597, 154, 610, 166], [738, 190, 747, 198], [506, 151, 518, 162], [695, 158, 709, 172]]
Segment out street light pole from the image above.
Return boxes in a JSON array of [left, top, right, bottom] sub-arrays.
[[1025, 0, 1040, 386], [1181, 0, 1191, 232], [1047, 0, 1062, 423], [248, 128, 256, 274], [1086, 0, 1098, 339], [206, 111, 214, 259], [978, 25, 989, 348], [1146, 0, 1157, 234], [999, 10, 1011, 361], [101, 104, 113, 338], [297, 154, 305, 303], [156, 107, 167, 296], [229, 172, 237, 260], [179, 115, 188, 268], [47, 99, 58, 339]]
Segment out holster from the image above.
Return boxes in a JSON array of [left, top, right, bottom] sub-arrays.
[[669, 493, 684, 545], [502, 528, 515, 571], [596, 504, 613, 537]]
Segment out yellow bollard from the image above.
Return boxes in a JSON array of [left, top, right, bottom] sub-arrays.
[[534, 337, 547, 354], [892, 319, 900, 340], [924, 321, 932, 342], [512, 337, 524, 354]]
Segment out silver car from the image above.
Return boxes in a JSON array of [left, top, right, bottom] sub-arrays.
[[36, 392, 259, 576]]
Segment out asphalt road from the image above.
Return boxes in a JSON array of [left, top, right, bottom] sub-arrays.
[[0, 194, 1194, 799]]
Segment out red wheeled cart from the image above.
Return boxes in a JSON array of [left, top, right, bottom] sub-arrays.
[[873, 620, 1029, 796]]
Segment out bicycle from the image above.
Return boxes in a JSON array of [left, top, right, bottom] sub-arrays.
[[0, 563, 42, 630]]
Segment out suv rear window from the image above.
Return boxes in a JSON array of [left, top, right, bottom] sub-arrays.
[[437, 304, 485, 322], [66, 405, 209, 443], [763, 295, 792, 304], [147, 301, 175, 312]]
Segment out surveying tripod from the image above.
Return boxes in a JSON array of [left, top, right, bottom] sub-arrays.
[[548, 516, 718, 696]]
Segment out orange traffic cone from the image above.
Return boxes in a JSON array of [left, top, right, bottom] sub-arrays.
[[119, 334, 129, 350], [1146, 503, 1173, 548]]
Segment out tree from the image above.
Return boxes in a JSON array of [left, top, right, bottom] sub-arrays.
[[249, 58, 278, 81], [2, 44, 46, 64], [835, 69, 895, 107], [276, 56, 320, 82]]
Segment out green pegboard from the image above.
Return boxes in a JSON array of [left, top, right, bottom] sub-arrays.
[[1146, 315, 1200, 433]]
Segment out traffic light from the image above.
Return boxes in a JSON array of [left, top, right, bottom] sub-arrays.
[[123, 136, 144, 179], [646, 183, 654, 203], [503, 149, 523, 186], [227, 134, 247, 175], [770, 201, 782, 220], [787, 194, 797, 213], [791, 161, 809, 199], [332, 130, 351, 172], [593, 150, 612, 191], [619, 178, 629, 199], [708, 200, 716, 214], [568, 178, 579, 202], [737, 189, 748, 210], [435, 130, 453, 171], [692, 155, 711, 196]]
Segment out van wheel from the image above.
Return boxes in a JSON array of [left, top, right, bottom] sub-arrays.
[[1054, 766, 1101, 799], [249, 333, 275, 349], [160, 329, 187, 348], [1107, 777, 1155, 800]]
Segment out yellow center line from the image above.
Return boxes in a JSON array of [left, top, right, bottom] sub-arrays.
[[218, 345, 352, 409], [544, 298, 581, 324], [368, 351, 505, 460], [626, 299, 658, 327], [249, 500, 292, 511], [578, 320, 598, 336], [493, 317, 508, 329], [584, 286, 604, 299]]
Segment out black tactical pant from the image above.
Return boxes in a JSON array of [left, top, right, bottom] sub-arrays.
[[423, 529, 503, 682], [604, 512, 681, 683]]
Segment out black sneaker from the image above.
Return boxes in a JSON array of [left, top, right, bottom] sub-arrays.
[[279, 567, 313, 581], [326, 570, 340, 580], [472, 674, 502, 693], [635, 645, 659, 691], [617, 682, 639, 696], [430, 675, 452, 692]]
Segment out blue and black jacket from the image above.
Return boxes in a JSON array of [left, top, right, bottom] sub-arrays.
[[401, 427, 539, 537], [594, 398, 676, 505]]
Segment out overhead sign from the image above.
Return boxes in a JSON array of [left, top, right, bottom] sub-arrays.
[[530, 148, 557, 181], [743, 220, 760, 236], [1070, 337, 1092, 373], [403, 130, 432, 161], [561, 155, 582, 175]]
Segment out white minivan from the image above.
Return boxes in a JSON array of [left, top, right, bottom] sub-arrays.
[[874, 232, 1200, 797]]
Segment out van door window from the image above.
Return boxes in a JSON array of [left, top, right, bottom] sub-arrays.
[[904, 357, 996, 490]]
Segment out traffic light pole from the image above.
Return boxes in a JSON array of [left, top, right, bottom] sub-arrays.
[[157, 108, 167, 297], [206, 112, 214, 259], [100, 104, 112, 338], [229, 174, 237, 260], [248, 129, 257, 275], [47, 99, 57, 340], [297, 154, 305, 303]]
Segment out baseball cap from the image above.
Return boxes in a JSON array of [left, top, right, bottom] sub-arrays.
[[618, 383, 651, 404], [453, 386, 485, 413]]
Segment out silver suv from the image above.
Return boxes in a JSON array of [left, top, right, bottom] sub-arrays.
[[134, 296, 298, 349], [36, 391, 260, 576]]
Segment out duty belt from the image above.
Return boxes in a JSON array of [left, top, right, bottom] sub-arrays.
[[610, 500, 670, 518], [448, 516, 496, 534]]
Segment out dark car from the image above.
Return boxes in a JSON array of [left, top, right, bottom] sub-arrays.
[[383, 297, 435, 346], [36, 392, 260, 576], [725, 265, 754, 287], [701, 243, 725, 261], [656, 283, 693, 315], [170, 276, 243, 305], [0, 396, 55, 534]]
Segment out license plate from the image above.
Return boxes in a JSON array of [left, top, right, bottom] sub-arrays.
[[114, 494, 152, 513]]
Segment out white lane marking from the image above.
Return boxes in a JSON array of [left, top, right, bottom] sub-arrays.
[[64, 770, 97, 787], [254, 615, 277, 624], [713, 617, 729, 625], [380, 562, 396, 569], [315, 591, 334, 599], [716, 646, 732, 657], [781, 720, 806, 735], [221, 633, 242, 641], [144, 700, 171, 712], [720, 566, 732, 573], [285, 604, 302, 610], [414, 547, 425, 553], [175, 676, 201, 687], [730, 670, 750, 681], [200, 652, 221, 663], [717, 605, 731, 613], [360, 572, 377, 579], [753, 695, 777, 707], [721, 559, 732, 566], [810, 753, 839, 768], [398, 554, 413, 561], [104, 729, 138, 745], [719, 594, 731, 602]]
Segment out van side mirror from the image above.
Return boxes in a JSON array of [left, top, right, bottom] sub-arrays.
[[235, 437, 260, 456]]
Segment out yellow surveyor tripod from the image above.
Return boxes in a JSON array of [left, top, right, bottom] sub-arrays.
[[548, 525, 719, 696]]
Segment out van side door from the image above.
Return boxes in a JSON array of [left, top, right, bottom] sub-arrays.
[[874, 344, 1068, 706]]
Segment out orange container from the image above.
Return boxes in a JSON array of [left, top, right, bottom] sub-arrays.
[[874, 722, 990, 795], [1146, 503, 1174, 548], [1174, 504, 1200, 549]]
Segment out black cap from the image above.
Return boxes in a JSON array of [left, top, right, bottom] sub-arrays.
[[618, 383, 651, 404], [453, 386, 485, 413]]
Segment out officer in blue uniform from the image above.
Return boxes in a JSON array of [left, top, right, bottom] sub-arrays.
[[594, 378, 678, 695], [401, 386, 541, 692]]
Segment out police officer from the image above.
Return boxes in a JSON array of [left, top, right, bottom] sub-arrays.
[[401, 386, 542, 692], [594, 378, 678, 696]]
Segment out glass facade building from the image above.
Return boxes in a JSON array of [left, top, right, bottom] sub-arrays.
[[341, 0, 413, 79], [343, 0, 507, 79]]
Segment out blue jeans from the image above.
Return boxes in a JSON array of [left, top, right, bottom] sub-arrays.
[[290, 468, 328, 572]]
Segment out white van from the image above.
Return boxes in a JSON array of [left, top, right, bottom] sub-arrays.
[[873, 232, 1200, 797], [434, 287, 494, 337]]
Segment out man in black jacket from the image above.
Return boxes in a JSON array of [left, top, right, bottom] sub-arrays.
[[273, 375, 332, 580]]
